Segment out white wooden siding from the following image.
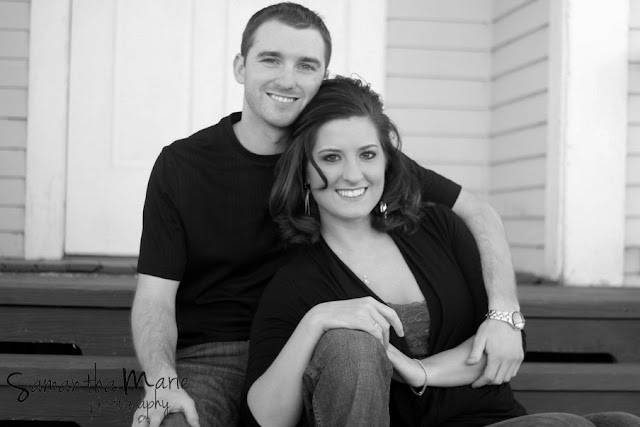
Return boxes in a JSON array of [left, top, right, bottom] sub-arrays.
[[386, 0, 491, 194], [490, 0, 549, 274], [628, 0, 640, 280], [0, 0, 28, 257]]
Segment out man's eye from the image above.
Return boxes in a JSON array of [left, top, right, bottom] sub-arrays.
[[262, 58, 278, 64], [300, 64, 317, 72]]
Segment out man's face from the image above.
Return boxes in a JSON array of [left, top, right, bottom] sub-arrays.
[[234, 20, 327, 130]]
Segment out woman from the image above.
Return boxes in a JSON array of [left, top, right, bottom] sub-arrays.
[[242, 77, 640, 427]]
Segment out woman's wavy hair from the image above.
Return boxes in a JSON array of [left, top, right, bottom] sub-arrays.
[[270, 76, 423, 246]]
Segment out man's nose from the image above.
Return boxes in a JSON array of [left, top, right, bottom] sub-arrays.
[[274, 66, 295, 89]]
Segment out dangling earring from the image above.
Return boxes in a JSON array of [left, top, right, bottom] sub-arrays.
[[304, 183, 311, 216], [379, 201, 388, 219]]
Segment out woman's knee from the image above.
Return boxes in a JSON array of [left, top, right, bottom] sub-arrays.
[[308, 329, 391, 380]]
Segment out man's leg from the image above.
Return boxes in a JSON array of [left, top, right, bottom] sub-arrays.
[[302, 329, 392, 427], [583, 412, 640, 427], [488, 413, 598, 427], [161, 341, 249, 427]]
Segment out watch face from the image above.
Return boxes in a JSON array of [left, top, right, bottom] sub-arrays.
[[512, 311, 525, 330]]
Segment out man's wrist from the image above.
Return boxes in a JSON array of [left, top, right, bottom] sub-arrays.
[[488, 296, 520, 313], [485, 310, 525, 331]]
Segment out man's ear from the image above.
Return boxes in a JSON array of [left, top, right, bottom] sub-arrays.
[[324, 68, 330, 79], [233, 53, 245, 84]]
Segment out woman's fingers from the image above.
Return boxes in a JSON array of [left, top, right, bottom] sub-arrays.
[[316, 297, 405, 345], [374, 301, 405, 337]]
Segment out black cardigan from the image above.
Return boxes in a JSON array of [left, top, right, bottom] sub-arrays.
[[244, 204, 526, 426]]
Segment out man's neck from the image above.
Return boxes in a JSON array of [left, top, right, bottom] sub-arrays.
[[233, 114, 289, 156]]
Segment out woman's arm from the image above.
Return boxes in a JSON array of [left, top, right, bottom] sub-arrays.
[[386, 337, 486, 388], [248, 297, 404, 427]]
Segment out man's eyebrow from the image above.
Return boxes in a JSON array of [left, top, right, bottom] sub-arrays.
[[299, 56, 322, 67], [256, 51, 283, 58]]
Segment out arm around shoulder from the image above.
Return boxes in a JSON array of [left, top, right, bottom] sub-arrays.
[[451, 189, 518, 311]]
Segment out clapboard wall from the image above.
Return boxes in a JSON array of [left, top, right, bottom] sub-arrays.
[[489, 0, 549, 274], [0, 0, 29, 258], [628, 0, 640, 285], [385, 0, 491, 195]]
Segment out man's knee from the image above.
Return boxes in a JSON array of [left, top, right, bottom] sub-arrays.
[[160, 412, 190, 427], [584, 411, 640, 427]]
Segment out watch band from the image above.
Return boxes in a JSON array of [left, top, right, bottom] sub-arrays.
[[486, 310, 525, 330]]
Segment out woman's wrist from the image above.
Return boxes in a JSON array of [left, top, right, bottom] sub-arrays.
[[410, 358, 428, 395], [300, 306, 327, 342]]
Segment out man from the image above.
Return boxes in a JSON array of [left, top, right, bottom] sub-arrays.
[[131, 3, 523, 427]]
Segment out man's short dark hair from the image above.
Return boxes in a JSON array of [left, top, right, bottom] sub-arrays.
[[241, 2, 332, 68]]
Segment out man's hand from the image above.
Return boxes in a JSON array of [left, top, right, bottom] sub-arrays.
[[132, 386, 199, 427], [466, 319, 523, 388]]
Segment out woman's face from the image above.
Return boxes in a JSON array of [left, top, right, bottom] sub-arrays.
[[306, 116, 386, 226]]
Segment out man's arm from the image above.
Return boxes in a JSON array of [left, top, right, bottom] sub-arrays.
[[451, 189, 524, 386], [131, 274, 199, 427]]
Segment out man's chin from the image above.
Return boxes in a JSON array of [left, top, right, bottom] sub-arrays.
[[266, 112, 300, 129]]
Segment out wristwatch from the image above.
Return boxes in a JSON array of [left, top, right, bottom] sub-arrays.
[[486, 310, 525, 331]]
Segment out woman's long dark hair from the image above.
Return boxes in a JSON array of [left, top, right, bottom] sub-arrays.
[[270, 76, 424, 246]]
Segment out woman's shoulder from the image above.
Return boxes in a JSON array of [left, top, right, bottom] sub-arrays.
[[266, 244, 332, 293], [259, 243, 339, 315]]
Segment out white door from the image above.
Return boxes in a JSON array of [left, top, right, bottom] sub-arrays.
[[64, 0, 385, 255]]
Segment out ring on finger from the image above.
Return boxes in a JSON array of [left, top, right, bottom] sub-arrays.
[[138, 414, 149, 424]]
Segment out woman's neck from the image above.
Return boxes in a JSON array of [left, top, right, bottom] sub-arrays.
[[320, 216, 382, 253]]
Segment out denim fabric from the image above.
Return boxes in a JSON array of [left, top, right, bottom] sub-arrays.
[[584, 412, 640, 427], [302, 329, 393, 427], [489, 411, 640, 427], [161, 341, 249, 427]]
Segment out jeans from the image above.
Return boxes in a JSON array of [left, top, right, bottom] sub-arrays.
[[302, 329, 393, 426], [489, 412, 640, 426], [161, 340, 249, 427], [300, 329, 640, 427]]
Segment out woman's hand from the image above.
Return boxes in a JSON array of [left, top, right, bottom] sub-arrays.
[[306, 297, 404, 348]]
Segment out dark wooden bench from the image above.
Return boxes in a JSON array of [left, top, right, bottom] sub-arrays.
[[1, 273, 640, 425]]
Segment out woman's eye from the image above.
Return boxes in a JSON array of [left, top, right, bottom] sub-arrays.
[[361, 151, 376, 160], [322, 154, 340, 162]]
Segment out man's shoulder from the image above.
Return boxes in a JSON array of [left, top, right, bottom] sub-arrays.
[[166, 114, 234, 153]]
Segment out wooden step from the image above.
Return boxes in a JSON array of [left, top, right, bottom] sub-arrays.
[[513, 362, 640, 416], [0, 354, 143, 426]]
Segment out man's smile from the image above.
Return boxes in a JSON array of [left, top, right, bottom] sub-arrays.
[[268, 93, 297, 103]]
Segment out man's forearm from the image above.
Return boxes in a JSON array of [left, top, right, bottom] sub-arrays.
[[132, 299, 179, 380], [131, 274, 181, 381], [452, 189, 519, 311]]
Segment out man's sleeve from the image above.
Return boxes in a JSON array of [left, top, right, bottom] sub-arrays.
[[137, 147, 186, 281], [400, 152, 462, 208]]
